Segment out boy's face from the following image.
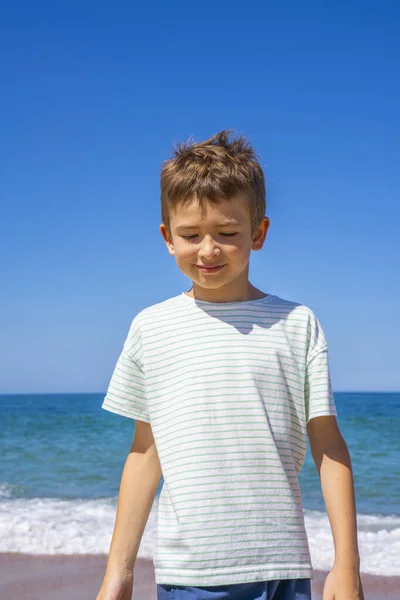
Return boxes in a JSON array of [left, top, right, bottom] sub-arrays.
[[160, 195, 270, 302]]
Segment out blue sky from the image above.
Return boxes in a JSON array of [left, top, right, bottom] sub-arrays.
[[1, 1, 399, 393]]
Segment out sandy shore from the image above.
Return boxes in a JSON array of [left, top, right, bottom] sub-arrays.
[[0, 553, 399, 600]]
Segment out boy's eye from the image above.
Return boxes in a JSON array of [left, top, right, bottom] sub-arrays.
[[181, 233, 237, 240]]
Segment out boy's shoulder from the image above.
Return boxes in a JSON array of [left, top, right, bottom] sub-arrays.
[[275, 294, 319, 320], [131, 292, 319, 328], [135, 293, 182, 318], [128, 294, 183, 330], [125, 293, 325, 359], [267, 295, 323, 337]]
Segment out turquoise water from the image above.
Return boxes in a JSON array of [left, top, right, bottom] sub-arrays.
[[1, 391, 399, 574], [1, 392, 399, 515]]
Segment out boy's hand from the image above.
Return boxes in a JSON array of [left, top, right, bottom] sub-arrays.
[[323, 564, 364, 600], [95, 569, 134, 600]]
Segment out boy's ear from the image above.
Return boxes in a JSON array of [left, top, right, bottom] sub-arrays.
[[252, 217, 270, 251], [160, 223, 176, 256]]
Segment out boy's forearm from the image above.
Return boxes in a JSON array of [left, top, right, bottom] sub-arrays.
[[106, 447, 162, 573], [318, 438, 361, 569]]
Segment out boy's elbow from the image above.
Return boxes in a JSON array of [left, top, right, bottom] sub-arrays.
[[307, 415, 350, 471], [129, 420, 162, 480], [130, 420, 157, 455]]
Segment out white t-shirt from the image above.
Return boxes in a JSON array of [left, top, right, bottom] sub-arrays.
[[102, 292, 337, 586]]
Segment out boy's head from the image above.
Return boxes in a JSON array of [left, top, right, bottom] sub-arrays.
[[160, 130, 270, 301]]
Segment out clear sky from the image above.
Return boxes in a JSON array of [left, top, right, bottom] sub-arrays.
[[1, 1, 399, 393]]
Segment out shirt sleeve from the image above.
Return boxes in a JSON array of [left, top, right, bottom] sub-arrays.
[[102, 317, 150, 423], [304, 311, 337, 424]]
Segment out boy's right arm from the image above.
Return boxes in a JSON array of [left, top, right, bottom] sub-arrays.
[[97, 420, 162, 599]]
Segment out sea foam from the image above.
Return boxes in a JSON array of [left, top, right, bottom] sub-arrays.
[[0, 498, 399, 575]]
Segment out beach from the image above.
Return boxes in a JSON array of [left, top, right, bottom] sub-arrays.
[[1, 393, 399, 598], [1, 553, 399, 600]]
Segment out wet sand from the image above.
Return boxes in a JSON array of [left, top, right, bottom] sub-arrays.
[[0, 553, 398, 599]]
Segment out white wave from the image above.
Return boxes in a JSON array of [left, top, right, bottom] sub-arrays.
[[0, 499, 399, 575], [0, 497, 157, 558], [0, 483, 25, 499], [304, 509, 400, 575]]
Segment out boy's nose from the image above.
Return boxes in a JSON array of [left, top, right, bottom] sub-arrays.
[[198, 236, 221, 259]]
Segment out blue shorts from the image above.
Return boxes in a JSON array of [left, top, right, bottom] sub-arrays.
[[157, 578, 312, 600]]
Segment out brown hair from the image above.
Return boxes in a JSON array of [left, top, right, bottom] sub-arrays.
[[160, 130, 266, 235]]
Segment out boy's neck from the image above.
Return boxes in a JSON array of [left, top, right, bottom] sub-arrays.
[[185, 282, 268, 304]]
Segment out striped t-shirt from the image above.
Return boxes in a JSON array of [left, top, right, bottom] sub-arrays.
[[102, 292, 337, 586]]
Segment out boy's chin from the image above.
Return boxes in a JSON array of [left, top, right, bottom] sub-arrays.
[[190, 277, 232, 290]]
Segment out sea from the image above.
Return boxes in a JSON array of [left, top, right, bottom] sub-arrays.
[[0, 392, 399, 576]]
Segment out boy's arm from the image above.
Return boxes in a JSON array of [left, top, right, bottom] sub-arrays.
[[105, 420, 162, 574], [307, 415, 360, 568]]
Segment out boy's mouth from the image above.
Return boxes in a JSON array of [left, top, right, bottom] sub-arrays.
[[196, 264, 226, 273]]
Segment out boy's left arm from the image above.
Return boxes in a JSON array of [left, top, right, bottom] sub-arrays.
[[307, 415, 365, 600]]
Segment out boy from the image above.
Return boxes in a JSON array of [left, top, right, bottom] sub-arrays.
[[97, 131, 364, 600]]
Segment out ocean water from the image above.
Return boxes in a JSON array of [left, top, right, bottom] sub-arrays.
[[0, 392, 399, 575]]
